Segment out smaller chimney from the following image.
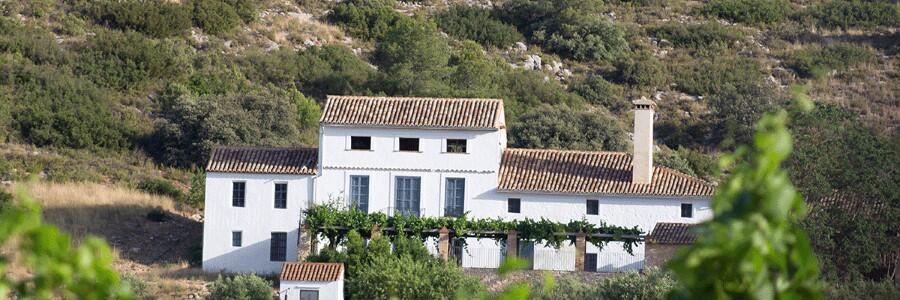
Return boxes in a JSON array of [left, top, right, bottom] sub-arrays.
[[632, 97, 656, 185]]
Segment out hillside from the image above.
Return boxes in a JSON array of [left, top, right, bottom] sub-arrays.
[[0, 0, 897, 285]]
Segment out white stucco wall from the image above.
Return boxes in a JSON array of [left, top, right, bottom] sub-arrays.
[[202, 172, 313, 274], [279, 277, 344, 300]]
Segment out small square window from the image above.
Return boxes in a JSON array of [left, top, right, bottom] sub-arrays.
[[508, 198, 521, 213], [350, 136, 371, 150], [681, 203, 693, 218], [398, 138, 419, 151], [446, 139, 467, 153], [232, 231, 242, 247], [586, 199, 599, 215]]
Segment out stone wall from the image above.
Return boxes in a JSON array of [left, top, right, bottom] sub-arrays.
[[645, 243, 683, 269]]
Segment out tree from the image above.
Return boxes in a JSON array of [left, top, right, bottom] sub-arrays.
[[374, 16, 451, 96], [667, 110, 822, 299], [436, 5, 523, 48], [510, 105, 629, 152]]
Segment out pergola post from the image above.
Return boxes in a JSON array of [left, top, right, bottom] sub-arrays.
[[298, 224, 313, 262], [506, 230, 518, 259], [575, 232, 586, 271], [438, 226, 450, 262]]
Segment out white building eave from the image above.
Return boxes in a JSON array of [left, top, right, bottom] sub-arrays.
[[319, 123, 503, 131]]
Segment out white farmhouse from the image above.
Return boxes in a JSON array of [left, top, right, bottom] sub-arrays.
[[202, 95, 715, 274]]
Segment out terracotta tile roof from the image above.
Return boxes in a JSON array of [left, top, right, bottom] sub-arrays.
[[280, 262, 343, 281], [807, 192, 887, 218], [647, 223, 696, 244], [206, 146, 317, 175], [498, 148, 715, 196], [320, 95, 505, 129]]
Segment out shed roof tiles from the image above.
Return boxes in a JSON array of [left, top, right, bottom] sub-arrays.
[[280, 262, 343, 282], [647, 223, 696, 244]]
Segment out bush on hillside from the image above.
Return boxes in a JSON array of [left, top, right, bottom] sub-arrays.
[[192, 0, 241, 34], [672, 57, 764, 96], [649, 22, 744, 49], [152, 85, 306, 167], [207, 274, 271, 300], [448, 41, 505, 97], [545, 19, 629, 62], [571, 75, 626, 112], [374, 16, 452, 96], [0, 17, 65, 64], [785, 43, 875, 79], [510, 105, 629, 152], [616, 51, 667, 90], [700, 0, 792, 24], [824, 279, 900, 299], [805, 0, 900, 29], [436, 5, 523, 48], [532, 268, 675, 299], [501, 70, 586, 117], [292, 45, 376, 98], [1, 56, 132, 150], [223, 0, 256, 23], [80, 0, 192, 38], [328, 0, 403, 41], [706, 79, 777, 148], [75, 29, 190, 90], [137, 178, 183, 200]]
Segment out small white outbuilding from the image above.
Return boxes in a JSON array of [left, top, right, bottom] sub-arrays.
[[279, 262, 344, 300]]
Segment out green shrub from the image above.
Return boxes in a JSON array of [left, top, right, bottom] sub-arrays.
[[649, 22, 744, 49], [616, 52, 667, 90], [824, 280, 899, 300], [137, 178, 183, 200], [510, 105, 629, 152], [192, 0, 241, 34], [656, 149, 697, 177], [80, 0, 192, 38], [545, 19, 629, 61], [1, 55, 132, 150], [328, 0, 403, 41], [701, 0, 792, 24], [121, 275, 148, 299], [786, 43, 875, 79], [706, 79, 777, 148], [151, 85, 305, 167], [533, 268, 675, 300], [0, 17, 64, 64], [571, 75, 626, 112], [374, 16, 453, 96], [805, 0, 900, 29], [243, 45, 376, 98], [224, 0, 256, 23], [436, 5, 523, 48], [207, 274, 271, 300], [75, 29, 190, 90], [185, 170, 205, 209], [501, 70, 586, 118], [351, 256, 483, 299], [672, 56, 764, 96]]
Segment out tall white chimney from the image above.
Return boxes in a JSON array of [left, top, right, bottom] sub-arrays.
[[632, 97, 656, 185]]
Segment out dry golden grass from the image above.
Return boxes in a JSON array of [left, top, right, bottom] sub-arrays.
[[11, 181, 177, 240]]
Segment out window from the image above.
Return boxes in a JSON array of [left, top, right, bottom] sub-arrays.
[[398, 138, 419, 151], [299, 290, 319, 300], [445, 178, 465, 217], [586, 199, 599, 215], [584, 253, 598, 272], [270, 232, 287, 261], [349, 175, 369, 212], [446, 139, 467, 153], [274, 183, 287, 209], [232, 182, 246, 207], [395, 177, 421, 217], [508, 198, 521, 213], [232, 231, 242, 247], [350, 136, 371, 150], [681, 203, 693, 218]]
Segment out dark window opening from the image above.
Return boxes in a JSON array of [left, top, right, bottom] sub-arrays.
[[445, 178, 465, 217], [584, 253, 598, 272], [350, 136, 371, 150], [274, 183, 287, 209], [299, 290, 319, 300], [508, 198, 521, 213], [398, 138, 419, 151], [681, 203, 693, 218], [350, 175, 369, 213], [270, 232, 287, 261], [586, 199, 599, 215], [446, 139, 467, 153], [232, 182, 246, 207], [232, 231, 242, 247]]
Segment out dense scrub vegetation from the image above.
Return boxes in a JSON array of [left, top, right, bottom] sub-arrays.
[[0, 0, 896, 294]]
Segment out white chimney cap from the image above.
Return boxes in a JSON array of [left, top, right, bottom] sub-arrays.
[[633, 96, 657, 110]]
